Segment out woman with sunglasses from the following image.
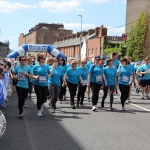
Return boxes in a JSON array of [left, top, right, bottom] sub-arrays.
[[49, 58, 64, 113], [118, 58, 133, 111], [88, 56, 107, 111], [101, 58, 117, 110], [14, 56, 33, 119], [58, 58, 67, 103], [33, 53, 52, 117], [64, 60, 81, 109], [77, 60, 89, 107]]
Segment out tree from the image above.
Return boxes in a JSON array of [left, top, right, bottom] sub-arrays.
[[126, 12, 149, 61]]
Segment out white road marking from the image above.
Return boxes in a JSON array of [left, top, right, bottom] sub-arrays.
[[131, 103, 150, 112]]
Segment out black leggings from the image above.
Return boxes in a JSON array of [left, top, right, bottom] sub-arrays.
[[119, 84, 130, 107], [77, 84, 87, 105], [34, 85, 48, 110], [59, 79, 67, 101], [67, 82, 78, 105], [90, 82, 102, 106], [16, 86, 28, 114], [102, 85, 115, 107]]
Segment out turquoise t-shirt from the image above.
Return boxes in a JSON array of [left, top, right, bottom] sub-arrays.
[[59, 64, 68, 74], [78, 67, 89, 81], [15, 65, 33, 89], [86, 61, 93, 69], [29, 65, 34, 82], [138, 63, 150, 80], [118, 65, 133, 86], [104, 59, 119, 69], [48, 66, 64, 86], [104, 67, 117, 86], [33, 64, 50, 86], [134, 66, 139, 79], [66, 68, 80, 84], [89, 65, 104, 84]]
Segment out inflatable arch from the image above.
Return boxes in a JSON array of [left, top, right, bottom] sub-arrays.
[[7, 44, 67, 60]]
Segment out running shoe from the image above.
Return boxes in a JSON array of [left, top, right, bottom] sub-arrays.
[[146, 95, 150, 100], [18, 112, 24, 119], [71, 104, 75, 109], [37, 111, 42, 117], [122, 107, 125, 111], [87, 97, 90, 102], [92, 106, 96, 111], [141, 95, 145, 99], [52, 108, 55, 113], [23, 104, 27, 108]]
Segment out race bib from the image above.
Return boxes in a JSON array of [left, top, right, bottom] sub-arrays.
[[82, 80, 88, 86], [18, 73, 25, 81], [96, 76, 102, 82], [39, 76, 46, 83], [122, 76, 129, 83]]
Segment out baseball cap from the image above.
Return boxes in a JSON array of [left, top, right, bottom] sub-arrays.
[[94, 56, 101, 60]]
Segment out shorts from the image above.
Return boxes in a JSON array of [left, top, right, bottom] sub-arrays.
[[12, 79, 17, 86], [141, 80, 150, 87]]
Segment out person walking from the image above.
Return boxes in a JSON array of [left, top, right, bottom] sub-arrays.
[[14, 56, 33, 119], [64, 60, 81, 109], [101, 58, 117, 110], [118, 58, 133, 111], [88, 56, 107, 111], [33, 53, 52, 117]]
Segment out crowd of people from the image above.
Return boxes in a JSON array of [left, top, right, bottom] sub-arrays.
[[1, 52, 149, 119]]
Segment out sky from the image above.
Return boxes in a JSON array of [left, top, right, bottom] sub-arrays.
[[0, 0, 127, 50]]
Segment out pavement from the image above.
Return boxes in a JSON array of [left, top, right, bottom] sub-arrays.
[[1, 88, 150, 150]]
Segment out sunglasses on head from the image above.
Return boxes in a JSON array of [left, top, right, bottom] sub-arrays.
[[41, 57, 46, 60], [21, 59, 27, 61]]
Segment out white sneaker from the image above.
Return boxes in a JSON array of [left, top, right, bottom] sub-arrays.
[[92, 106, 96, 111], [52, 108, 55, 113], [23, 104, 27, 108], [141, 95, 145, 99], [37, 111, 42, 117]]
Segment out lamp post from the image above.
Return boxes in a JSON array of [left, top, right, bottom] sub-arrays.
[[78, 15, 82, 59]]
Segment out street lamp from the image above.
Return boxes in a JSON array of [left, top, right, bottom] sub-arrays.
[[78, 15, 82, 59]]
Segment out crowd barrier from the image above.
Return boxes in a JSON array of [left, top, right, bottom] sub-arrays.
[[0, 71, 13, 114]]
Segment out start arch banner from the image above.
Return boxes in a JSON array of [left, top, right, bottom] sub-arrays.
[[7, 44, 67, 60]]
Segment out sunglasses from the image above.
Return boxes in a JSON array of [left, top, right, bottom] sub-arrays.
[[54, 61, 58, 62], [21, 59, 27, 61], [41, 58, 46, 60], [59, 60, 63, 61]]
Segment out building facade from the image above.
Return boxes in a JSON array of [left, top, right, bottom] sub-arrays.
[[0, 42, 10, 58], [126, 0, 150, 32], [18, 23, 73, 56], [53, 26, 108, 59]]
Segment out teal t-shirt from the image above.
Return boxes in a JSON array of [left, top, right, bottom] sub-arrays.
[[78, 67, 89, 81], [104, 67, 117, 86], [138, 63, 150, 80], [15, 65, 33, 89], [118, 65, 133, 86], [89, 65, 104, 84], [33, 64, 50, 86], [48, 66, 64, 86], [66, 68, 80, 84], [104, 59, 119, 69]]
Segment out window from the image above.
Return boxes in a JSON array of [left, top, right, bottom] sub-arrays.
[[95, 48, 97, 55], [92, 49, 94, 55]]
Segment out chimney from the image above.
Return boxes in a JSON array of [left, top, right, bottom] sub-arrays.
[[99, 25, 107, 37], [88, 29, 95, 35], [95, 27, 100, 36], [56, 38, 60, 42], [82, 31, 88, 37], [60, 37, 63, 41], [63, 36, 67, 41], [76, 32, 80, 38], [67, 35, 72, 40], [72, 34, 76, 38]]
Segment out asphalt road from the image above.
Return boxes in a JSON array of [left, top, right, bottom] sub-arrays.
[[0, 88, 150, 150]]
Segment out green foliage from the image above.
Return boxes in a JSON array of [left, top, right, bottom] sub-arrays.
[[119, 41, 127, 58], [103, 46, 120, 55], [126, 12, 149, 61]]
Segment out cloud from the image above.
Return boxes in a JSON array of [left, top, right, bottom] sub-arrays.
[[79, 0, 111, 3], [107, 27, 125, 36], [63, 23, 95, 32], [0, 0, 37, 13], [39, 0, 83, 13]]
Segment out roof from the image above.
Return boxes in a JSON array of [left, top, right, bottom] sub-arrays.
[[53, 33, 96, 48]]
